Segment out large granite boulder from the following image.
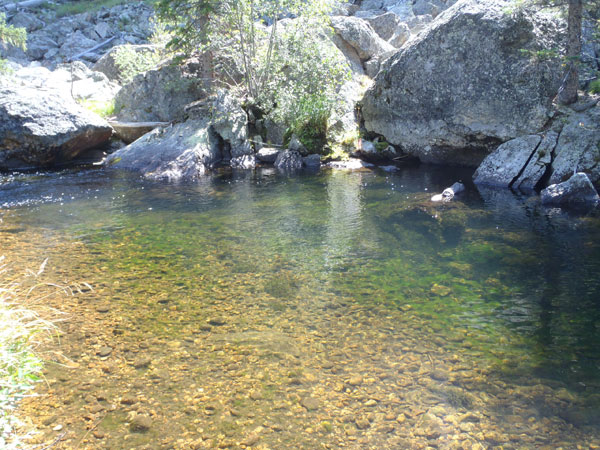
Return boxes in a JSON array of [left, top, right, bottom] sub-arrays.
[[362, 0, 563, 167], [541, 173, 600, 206], [0, 87, 113, 170], [114, 61, 208, 122], [105, 118, 222, 181]]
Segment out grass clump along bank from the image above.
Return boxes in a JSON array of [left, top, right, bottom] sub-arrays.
[[0, 257, 63, 449]]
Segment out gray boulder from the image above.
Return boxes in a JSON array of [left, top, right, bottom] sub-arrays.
[[541, 173, 600, 206], [303, 154, 321, 168], [388, 23, 411, 48], [365, 12, 401, 41], [274, 150, 304, 170], [27, 35, 59, 61], [288, 135, 308, 156], [256, 147, 280, 163], [9, 12, 44, 32], [549, 106, 600, 185], [115, 61, 207, 122], [105, 118, 222, 181], [0, 87, 113, 170], [59, 30, 98, 60], [362, 0, 563, 167], [331, 16, 396, 62]]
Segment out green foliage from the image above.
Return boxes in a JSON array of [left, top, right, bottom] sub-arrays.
[[79, 98, 116, 118], [52, 0, 130, 17], [0, 13, 26, 50], [588, 77, 600, 94], [156, 0, 350, 153], [113, 44, 162, 84], [0, 12, 27, 74], [519, 47, 559, 61]]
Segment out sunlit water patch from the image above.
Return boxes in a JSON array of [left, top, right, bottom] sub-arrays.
[[1, 166, 600, 449]]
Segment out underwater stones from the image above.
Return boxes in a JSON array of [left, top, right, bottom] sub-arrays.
[[301, 397, 320, 411], [348, 375, 364, 386], [129, 414, 152, 432], [97, 346, 112, 357]]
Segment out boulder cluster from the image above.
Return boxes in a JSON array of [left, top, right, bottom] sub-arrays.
[[1, 0, 599, 206]]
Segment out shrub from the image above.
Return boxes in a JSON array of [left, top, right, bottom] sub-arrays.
[[0, 12, 26, 75], [156, 0, 351, 153], [113, 44, 162, 84]]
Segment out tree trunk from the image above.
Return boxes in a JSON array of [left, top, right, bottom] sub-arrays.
[[557, 0, 583, 105]]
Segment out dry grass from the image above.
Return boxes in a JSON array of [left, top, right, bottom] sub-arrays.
[[0, 256, 69, 449]]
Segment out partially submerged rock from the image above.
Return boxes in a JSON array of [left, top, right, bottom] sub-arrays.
[[473, 135, 543, 188], [0, 86, 113, 170], [431, 182, 465, 202], [274, 150, 304, 170], [541, 173, 600, 206], [548, 106, 600, 186], [105, 119, 222, 181], [328, 158, 374, 170]]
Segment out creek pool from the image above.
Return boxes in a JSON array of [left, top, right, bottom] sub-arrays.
[[1, 165, 600, 449]]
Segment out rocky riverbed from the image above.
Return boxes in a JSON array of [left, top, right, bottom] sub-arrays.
[[2, 167, 600, 450]]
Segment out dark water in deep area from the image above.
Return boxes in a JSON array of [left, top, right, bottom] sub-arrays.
[[1, 165, 600, 449]]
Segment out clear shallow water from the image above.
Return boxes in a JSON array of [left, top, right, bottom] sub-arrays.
[[2, 166, 600, 449]]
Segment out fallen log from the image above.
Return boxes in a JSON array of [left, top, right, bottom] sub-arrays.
[[68, 35, 118, 62]]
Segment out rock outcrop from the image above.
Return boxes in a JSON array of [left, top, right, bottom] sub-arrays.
[[362, 0, 563, 167], [473, 102, 600, 192], [0, 86, 113, 170]]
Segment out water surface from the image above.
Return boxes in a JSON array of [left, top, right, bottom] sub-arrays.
[[2, 166, 600, 449]]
